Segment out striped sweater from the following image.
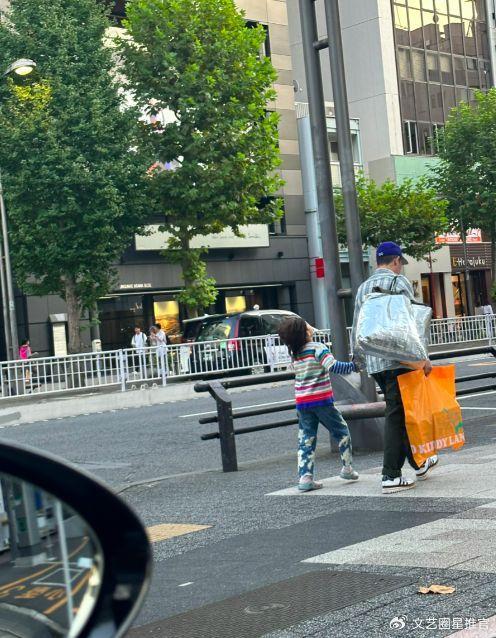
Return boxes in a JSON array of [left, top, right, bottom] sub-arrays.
[[293, 342, 356, 410]]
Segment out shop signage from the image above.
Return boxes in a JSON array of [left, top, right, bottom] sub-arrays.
[[451, 256, 488, 268], [436, 229, 482, 244], [135, 224, 270, 251], [119, 283, 152, 290]]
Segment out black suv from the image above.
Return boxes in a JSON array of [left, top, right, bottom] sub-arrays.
[[182, 309, 297, 374]]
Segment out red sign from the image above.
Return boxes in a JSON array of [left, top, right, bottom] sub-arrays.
[[315, 258, 325, 279], [436, 229, 482, 244]]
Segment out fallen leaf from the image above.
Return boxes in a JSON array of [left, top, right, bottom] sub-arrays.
[[418, 584, 456, 595]]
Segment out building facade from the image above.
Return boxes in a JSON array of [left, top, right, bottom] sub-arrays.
[[1, 0, 314, 357], [287, 0, 495, 317]]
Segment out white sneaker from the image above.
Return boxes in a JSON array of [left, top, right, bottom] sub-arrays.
[[382, 475, 416, 494], [340, 466, 359, 481], [415, 455, 439, 481]]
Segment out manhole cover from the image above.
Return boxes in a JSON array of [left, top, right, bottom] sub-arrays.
[[131, 570, 411, 638]]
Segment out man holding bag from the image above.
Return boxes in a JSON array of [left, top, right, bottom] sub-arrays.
[[351, 242, 438, 494]]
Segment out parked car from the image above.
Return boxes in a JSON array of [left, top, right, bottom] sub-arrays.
[[181, 309, 298, 374]]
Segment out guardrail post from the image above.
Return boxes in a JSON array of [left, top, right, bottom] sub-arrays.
[[208, 380, 237, 472], [118, 349, 126, 392]]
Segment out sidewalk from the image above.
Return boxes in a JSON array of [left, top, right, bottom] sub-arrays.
[[124, 411, 496, 638]]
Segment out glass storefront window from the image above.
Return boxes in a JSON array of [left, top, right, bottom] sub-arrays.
[[455, 86, 469, 103], [474, 0, 485, 20], [398, 47, 413, 79], [225, 296, 246, 314], [476, 22, 489, 58], [418, 122, 433, 153], [466, 57, 480, 87], [437, 13, 452, 52], [427, 51, 440, 81], [401, 80, 416, 118], [409, 8, 424, 47], [460, 0, 474, 19], [452, 273, 467, 316], [394, 5, 410, 45], [429, 83, 444, 121], [448, 0, 461, 15], [453, 55, 467, 84], [435, 0, 448, 14], [423, 11, 438, 49], [442, 84, 456, 118], [415, 81, 430, 120], [153, 299, 180, 336], [450, 20, 465, 55], [464, 19, 477, 55], [440, 53, 454, 83], [412, 49, 427, 81]]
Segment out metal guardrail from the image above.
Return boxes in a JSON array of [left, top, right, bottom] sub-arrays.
[[195, 346, 496, 473], [0, 314, 495, 400]]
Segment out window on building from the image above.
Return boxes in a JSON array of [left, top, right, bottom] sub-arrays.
[[412, 49, 427, 81], [409, 8, 424, 47], [415, 81, 430, 120], [448, 0, 461, 16], [394, 5, 410, 45], [437, 13, 452, 52], [404, 120, 419, 153], [439, 53, 454, 83], [466, 56, 481, 87], [423, 11, 438, 50], [398, 47, 413, 79], [463, 19, 477, 55], [429, 83, 444, 121], [246, 21, 271, 58], [418, 122, 433, 153], [426, 51, 441, 81], [432, 122, 445, 151], [436, 0, 449, 14], [455, 86, 469, 103], [442, 85, 456, 117], [401, 81, 416, 119], [424, 0, 435, 11], [453, 55, 467, 84]]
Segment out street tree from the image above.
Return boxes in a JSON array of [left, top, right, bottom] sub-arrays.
[[430, 89, 496, 291], [334, 174, 448, 260], [0, 0, 148, 353], [120, 0, 283, 316]]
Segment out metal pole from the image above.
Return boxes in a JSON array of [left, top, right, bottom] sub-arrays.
[[0, 227, 11, 360], [299, 0, 348, 360], [55, 500, 74, 627], [0, 172, 18, 358], [323, 0, 376, 400], [460, 214, 475, 316], [209, 381, 237, 472], [323, 0, 366, 297]]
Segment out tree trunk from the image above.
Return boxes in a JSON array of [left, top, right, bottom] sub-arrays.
[[64, 276, 83, 354]]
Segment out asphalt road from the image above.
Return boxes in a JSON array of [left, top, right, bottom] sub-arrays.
[[2, 354, 496, 637]]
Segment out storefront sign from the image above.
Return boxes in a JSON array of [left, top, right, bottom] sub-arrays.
[[436, 229, 482, 244], [135, 224, 270, 251], [451, 256, 488, 268], [119, 283, 152, 290]]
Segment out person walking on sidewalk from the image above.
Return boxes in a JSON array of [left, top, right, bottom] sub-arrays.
[[351, 242, 438, 494], [278, 316, 359, 492], [131, 326, 148, 377]]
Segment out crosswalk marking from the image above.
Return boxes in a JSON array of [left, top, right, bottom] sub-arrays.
[[146, 523, 211, 543]]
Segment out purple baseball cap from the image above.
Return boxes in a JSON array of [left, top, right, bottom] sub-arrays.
[[376, 241, 408, 265]]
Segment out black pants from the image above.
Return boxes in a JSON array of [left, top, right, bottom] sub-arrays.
[[373, 369, 420, 478]]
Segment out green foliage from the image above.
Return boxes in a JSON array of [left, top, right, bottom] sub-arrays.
[[120, 0, 283, 314], [430, 89, 496, 283], [334, 174, 448, 260], [0, 0, 149, 351]]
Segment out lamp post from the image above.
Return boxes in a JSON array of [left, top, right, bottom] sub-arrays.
[[0, 58, 36, 359]]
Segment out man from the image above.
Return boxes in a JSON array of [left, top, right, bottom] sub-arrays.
[[352, 242, 438, 494], [131, 326, 147, 377]]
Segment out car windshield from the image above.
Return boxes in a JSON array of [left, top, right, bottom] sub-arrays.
[[195, 316, 237, 342]]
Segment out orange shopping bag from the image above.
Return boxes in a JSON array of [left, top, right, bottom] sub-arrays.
[[398, 365, 465, 468]]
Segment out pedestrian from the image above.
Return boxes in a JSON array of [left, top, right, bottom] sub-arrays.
[[149, 325, 158, 347], [351, 241, 438, 494], [131, 326, 147, 377], [153, 323, 168, 348], [278, 316, 359, 492], [19, 339, 32, 385]]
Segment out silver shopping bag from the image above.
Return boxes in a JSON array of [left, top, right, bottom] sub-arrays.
[[356, 291, 429, 362]]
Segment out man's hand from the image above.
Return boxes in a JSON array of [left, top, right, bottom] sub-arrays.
[[423, 360, 433, 377]]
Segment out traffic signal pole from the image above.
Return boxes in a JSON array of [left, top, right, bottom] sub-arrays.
[[299, 0, 348, 361], [299, 0, 376, 399]]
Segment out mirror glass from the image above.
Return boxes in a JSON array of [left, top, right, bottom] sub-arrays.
[[0, 473, 103, 637]]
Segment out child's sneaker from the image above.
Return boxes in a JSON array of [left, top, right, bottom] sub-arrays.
[[298, 475, 323, 492], [340, 466, 359, 481]]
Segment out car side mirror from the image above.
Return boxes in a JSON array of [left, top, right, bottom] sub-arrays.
[[0, 441, 151, 637]]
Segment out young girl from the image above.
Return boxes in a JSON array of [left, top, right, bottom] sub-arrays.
[[278, 316, 359, 491]]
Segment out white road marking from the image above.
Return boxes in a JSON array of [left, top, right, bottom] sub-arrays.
[[180, 399, 292, 418], [458, 390, 496, 400], [178, 582, 194, 587], [462, 407, 496, 411]]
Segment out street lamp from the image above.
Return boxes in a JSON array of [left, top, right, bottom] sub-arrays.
[[0, 58, 37, 360]]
